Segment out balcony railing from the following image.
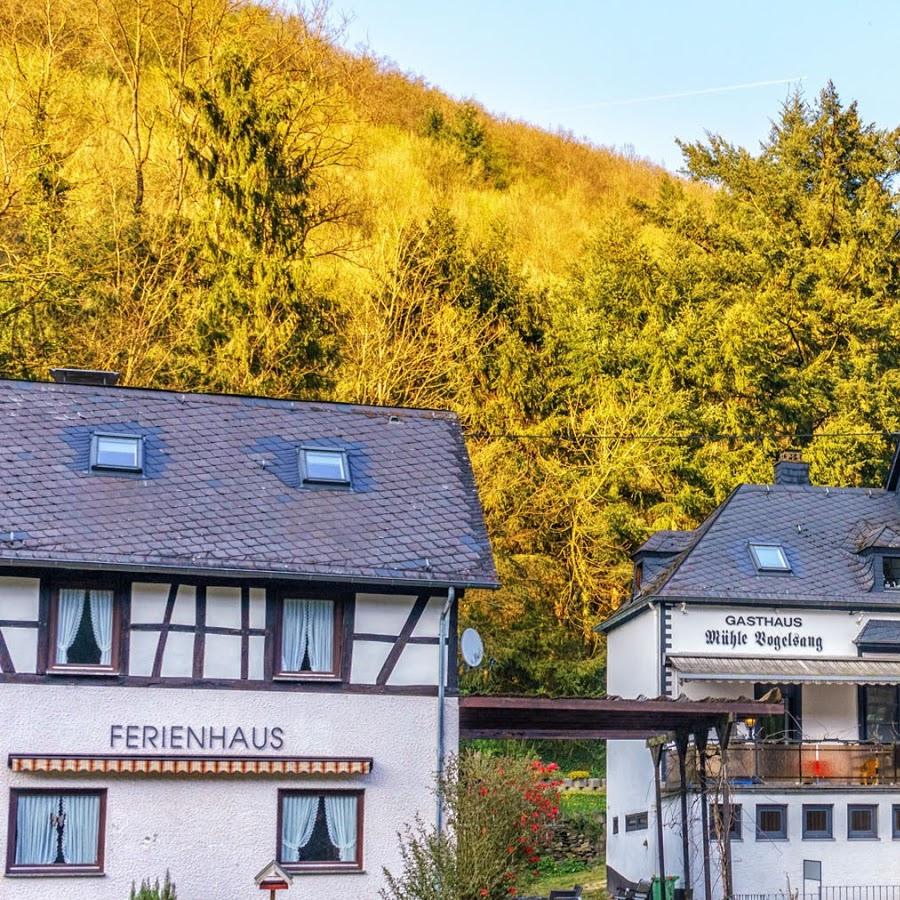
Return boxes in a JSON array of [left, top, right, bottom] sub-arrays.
[[665, 741, 900, 790]]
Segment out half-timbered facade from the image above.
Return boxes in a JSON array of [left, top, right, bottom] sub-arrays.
[[0, 372, 498, 898]]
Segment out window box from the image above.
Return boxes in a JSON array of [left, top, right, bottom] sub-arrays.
[[6, 789, 106, 876], [274, 594, 344, 681], [277, 790, 363, 873], [46, 584, 121, 675], [848, 804, 878, 840], [802, 804, 833, 839]]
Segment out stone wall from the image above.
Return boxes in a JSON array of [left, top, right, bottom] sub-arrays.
[[546, 813, 606, 865]]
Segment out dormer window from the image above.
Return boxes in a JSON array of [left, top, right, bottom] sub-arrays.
[[883, 557, 900, 590], [749, 543, 791, 573], [300, 448, 350, 486], [91, 433, 143, 473]]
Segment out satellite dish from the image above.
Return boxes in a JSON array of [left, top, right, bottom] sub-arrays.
[[460, 628, 485, 668]]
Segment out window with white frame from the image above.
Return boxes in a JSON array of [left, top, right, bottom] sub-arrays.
[[278, 791, 362, 871], [883, 557, 900, 590], [91, 433, 143, 472], [300, 448, 350, 486], [49, 586, 118, 671], [7, 790, 105, 875], [749, 543, 791, 572], [278, 597, 339, 678]]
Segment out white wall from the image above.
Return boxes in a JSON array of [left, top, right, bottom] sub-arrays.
[[658, 787, 900, 900], [606, 607, 661, 887], [0, 682, 457, 899], [351, 593, 446, 686], [0, 578, 39, 674], [803, 684, 858, 740]]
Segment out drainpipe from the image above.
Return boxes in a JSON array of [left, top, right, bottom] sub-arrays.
[[436, 586, 457, 835]]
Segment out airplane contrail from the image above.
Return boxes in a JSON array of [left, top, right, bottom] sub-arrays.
[[547, 76, 807, 112]]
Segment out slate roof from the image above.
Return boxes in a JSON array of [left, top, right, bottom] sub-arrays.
[[634, 529, 695, 556], [0, 378, 498, 588], [631, 483, 900, 608], [855, 619, 900, 648]]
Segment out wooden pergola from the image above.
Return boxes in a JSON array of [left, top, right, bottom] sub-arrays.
[[459, 694, 785, 899]]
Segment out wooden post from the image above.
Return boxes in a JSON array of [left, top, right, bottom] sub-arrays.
[[696, 728, 712, 900], [648, 736, 668, 900], [675, 730, 692, 895], [714, 718, 734, 900]]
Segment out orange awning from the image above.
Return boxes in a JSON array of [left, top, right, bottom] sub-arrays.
[[9, 754, 373, 777]]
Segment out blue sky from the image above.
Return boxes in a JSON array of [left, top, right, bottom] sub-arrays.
[[335, 0, 899, 170]]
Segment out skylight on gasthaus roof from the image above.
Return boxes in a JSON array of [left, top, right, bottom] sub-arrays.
[[749, 543, 791, 573]]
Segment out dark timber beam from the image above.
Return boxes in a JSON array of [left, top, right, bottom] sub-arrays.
[[696, 728, 712, 900], [648, 736, 667, 897], [715, 717, 734, 900], [675, 730, 691, 894]]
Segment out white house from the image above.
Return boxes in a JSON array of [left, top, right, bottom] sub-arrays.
[[0, 369, 498, 898], [602, 450, 900, 898]]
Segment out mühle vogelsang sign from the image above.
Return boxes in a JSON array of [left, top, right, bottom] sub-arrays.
[[704, 614, 824, 653]]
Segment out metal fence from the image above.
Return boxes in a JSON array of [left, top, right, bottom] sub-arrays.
[[734, 887, 900, 900]]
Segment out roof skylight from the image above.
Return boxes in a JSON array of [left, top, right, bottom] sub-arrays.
[[749, 543, 791, 573], [91, 433, 143, 473], [300, 447, 350, 486]]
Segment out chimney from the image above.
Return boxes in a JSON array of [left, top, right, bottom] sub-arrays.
[[50, 367, 120, 387], [774, 449, 810, 485]]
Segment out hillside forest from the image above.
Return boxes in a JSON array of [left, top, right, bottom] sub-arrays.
[[1, 0, 899, 696]]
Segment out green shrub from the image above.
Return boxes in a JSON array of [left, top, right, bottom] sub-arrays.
[[129, 872, 177, 900], [381, 753, 562, 899]]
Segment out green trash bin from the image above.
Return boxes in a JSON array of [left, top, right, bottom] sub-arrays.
[[651, 875, 678, 900]]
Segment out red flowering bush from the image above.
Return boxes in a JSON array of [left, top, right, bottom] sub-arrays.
[[381, 752, 562, 899]]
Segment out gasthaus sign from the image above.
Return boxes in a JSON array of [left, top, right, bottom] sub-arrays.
[[704, 614, 824, 653], [668, 606, 890, 658]]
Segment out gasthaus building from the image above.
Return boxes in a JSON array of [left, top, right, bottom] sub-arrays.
[[602, 449, 900, 898], [0, 370, 498, 898]]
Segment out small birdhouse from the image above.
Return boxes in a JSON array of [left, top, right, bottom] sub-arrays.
[[255, 860, 292, 893]]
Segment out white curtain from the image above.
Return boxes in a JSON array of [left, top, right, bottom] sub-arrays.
[[282, 599, 333, 672], [281, 599, 308, 672], [88, 590, 114, 665], [281, 795, 319, 861], [62, 794, 100, 865], [15, 794, 58, 865], [324, 795, 357, 863], [56, 589, 86, 664], [306, 600, 334, 672]]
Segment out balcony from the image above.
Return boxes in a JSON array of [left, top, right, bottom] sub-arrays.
[[665, 741, 900, 790]]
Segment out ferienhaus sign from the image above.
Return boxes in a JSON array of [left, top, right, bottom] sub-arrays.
[[109, 724, 285, 751], [704, 614, 824, 653]]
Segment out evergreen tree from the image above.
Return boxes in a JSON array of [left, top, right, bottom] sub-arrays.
[[179, 45, 349, 394]]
